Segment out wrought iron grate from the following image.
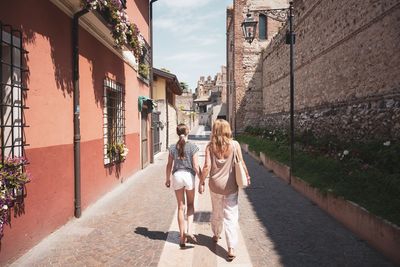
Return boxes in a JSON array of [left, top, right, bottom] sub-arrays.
[[103, 78, 125, 164], [0, 22, 29, 164]]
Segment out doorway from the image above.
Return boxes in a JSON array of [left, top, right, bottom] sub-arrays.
[[141, 108, 149, 168]]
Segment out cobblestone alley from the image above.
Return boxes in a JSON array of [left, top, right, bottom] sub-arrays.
[[9, 127, 395, 267]]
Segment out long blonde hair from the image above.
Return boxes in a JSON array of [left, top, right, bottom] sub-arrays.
[[209, 119, 232, 156]]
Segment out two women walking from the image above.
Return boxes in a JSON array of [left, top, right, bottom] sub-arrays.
[[165, 119, 250, 261]]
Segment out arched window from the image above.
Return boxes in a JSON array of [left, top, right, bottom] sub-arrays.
[[259, 14, 267, 40]]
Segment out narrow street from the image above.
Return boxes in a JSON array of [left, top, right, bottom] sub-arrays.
[[10, 126, 394, 267]]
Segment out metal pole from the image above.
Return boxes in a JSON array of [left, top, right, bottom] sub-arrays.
[[73, 8, 88, 218], [288, 1, 294, 185]]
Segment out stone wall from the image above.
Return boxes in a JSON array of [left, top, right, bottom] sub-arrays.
[[231, 0, 288, 133], [261, 0, 400, 141], [168, 103, 178, 146]]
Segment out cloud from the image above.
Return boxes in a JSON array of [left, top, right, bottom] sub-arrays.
[[183, 34, 224, 46], [163, 52, 218, 62], [154, 10, 224, 35], [159, 0, 212, 9]]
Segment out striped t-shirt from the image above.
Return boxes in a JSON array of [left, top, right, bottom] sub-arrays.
[[169, 142, 199, 176]]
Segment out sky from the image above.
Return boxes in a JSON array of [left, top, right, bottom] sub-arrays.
[[153, 0, 233, 91]]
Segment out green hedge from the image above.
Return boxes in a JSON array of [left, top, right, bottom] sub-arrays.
[[236, 134, 400, 227]]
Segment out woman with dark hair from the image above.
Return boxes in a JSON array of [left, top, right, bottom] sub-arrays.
[[165, 123, 201, 248]]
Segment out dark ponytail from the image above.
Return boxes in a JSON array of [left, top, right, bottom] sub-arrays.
[[176, 124, 189, 160]]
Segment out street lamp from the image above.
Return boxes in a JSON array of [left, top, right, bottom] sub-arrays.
[[242, 1, 295, 184], [241, 14, 257, 44]]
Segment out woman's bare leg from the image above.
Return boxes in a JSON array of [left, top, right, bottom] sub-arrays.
[[185, 188, 195, 236], [175, 188, 186, 244]]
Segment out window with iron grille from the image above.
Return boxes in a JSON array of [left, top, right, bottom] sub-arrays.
[[0, 22, 28, 163], [103, 78, 125, 164]]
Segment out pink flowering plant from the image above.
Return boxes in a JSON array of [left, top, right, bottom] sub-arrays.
[[82, 0, 142, 59], [0, 157, 30, 239]]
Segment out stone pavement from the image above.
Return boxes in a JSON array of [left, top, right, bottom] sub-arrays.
[[9, 127, 395, 266]]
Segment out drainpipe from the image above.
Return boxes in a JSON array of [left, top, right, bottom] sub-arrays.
[[73, 8, 88, 218], [149, 0, 158, 163]]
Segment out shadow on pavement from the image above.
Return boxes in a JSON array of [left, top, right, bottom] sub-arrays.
[[193, 211, 211, 223], [240, 153, 395, 267], [188, 135, 210, 141], [134, 227, 175, 243], [194, 233, 228, 261]]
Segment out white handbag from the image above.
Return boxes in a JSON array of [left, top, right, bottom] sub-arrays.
[[233, 142, 249, 188]]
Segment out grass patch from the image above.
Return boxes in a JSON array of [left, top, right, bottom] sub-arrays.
[[236, 134, 400, 226]]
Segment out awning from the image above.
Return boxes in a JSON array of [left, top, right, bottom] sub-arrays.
[[138, 96, 156, 112]]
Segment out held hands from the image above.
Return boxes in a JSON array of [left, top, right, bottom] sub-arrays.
[[165, 178, 171, 188], [198, 182, 205, 194]]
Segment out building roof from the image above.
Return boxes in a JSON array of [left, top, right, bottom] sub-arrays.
[[153, 68, 183, 95]]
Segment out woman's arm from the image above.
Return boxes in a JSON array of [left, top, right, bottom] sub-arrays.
[[192, 152, 201, 178], [165, 153, 174, 188], [201, 145, 211, 182], [199, 145, 211, 194]]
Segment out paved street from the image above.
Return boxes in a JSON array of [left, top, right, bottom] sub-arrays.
[[10, 126, 394, 266]]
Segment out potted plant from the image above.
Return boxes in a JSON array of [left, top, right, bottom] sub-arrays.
[[107, 143, 129, 162], [0, 157, 30, 239]]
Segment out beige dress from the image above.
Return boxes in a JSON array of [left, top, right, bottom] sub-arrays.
[[208, 140, 239, 195]]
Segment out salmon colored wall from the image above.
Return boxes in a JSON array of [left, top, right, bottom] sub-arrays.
[[0, 0, 149, 264], [1, 144, 74, 264], [0, 0, 74, 148], [129, 0, 150, 41], [0, 1, 75, 264]]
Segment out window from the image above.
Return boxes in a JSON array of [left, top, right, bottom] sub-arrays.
[[0, 22, 28, 162], [103, 79, 125, 164], [259, 14, 267, 40]]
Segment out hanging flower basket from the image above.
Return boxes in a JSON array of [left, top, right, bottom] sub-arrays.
[[82, 0, 142, 59]]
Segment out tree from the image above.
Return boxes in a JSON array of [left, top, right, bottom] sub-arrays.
[[180, 82, 189, 93]]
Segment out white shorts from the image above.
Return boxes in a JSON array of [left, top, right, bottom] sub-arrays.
[[172, 170, 195, 191]]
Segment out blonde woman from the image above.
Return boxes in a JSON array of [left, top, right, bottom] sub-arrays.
[[199, 119, 250, 261], [165, 124, 201, 248]]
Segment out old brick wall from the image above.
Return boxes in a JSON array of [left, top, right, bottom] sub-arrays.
[[261, 0, 400, 141], [232, 0, 288, 134]]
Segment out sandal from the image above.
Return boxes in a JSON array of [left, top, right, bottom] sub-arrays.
[[185, 234, 198, 244], [227, 248, 236, 261], [179, 236, 186, 248], [212, 235, 220, 243]]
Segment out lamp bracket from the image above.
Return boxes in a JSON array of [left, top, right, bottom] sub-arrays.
[[250, 8, 289, 23]]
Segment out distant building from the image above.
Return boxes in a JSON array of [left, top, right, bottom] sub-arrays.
[[194, 66, 227, 127], [152, 68, 182, 153], [176, 89, 197, 130]]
